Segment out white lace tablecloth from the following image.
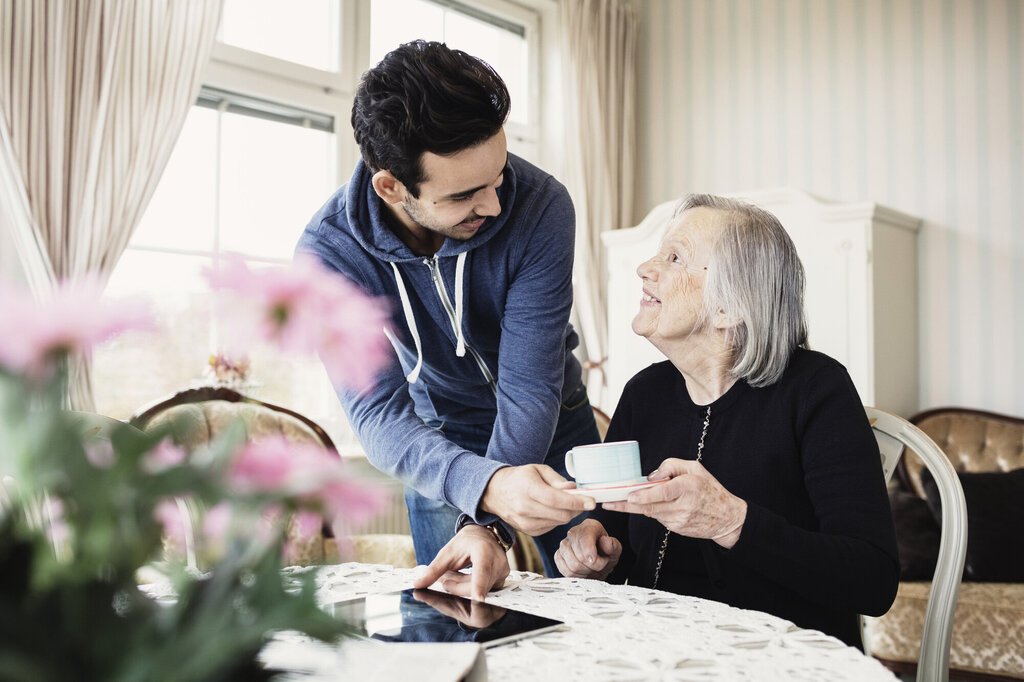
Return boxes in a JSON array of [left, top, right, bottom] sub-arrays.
[[275, 562, 897, 682]]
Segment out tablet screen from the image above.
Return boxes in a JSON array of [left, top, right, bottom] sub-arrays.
[[326, 588, 564, 648]]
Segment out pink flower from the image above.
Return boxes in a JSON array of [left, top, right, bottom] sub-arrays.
[[44, 498, 69, 550], [142, 439, 187, 473], [202, 254, 392, 392], [255, 505, 285, 546], [227, 436, 387, 527], [0, 276, 152, 379], [227, 437, 299, 492], [282, 509, 325, 565], [315, 478, 388, 529], [201, 502, 233, 561], [291, 509, 323, 538], [154, 498, 190, 558], [84, 440, 116, 469]]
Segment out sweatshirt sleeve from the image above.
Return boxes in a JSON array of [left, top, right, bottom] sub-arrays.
[[483, 183, 576, 468], [297, 214, 505, 519], [722, 365, 900, 617], [336, 356, 506, 519]]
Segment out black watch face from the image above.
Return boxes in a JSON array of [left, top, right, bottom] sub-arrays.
[[493, 524, 514, 548]]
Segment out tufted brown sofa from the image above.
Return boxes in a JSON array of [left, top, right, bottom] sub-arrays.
[[864, 407, 1024, 680]]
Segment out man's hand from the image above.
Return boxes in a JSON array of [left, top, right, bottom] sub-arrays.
[[412, 524, 511, 602], [554, 518, 622, 580], [480, 464, 595, 536]]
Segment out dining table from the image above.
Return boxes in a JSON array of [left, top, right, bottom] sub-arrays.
[[255, 561, 899, 681]]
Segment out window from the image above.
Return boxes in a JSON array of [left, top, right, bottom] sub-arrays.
[[219, 0, 340, 71], [94, 0, 545, 454], [95, 100, 350, 449], [369, 0, 539, 159], [369, 0, 535, 130]]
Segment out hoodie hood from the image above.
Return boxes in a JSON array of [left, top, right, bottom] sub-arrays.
[[345, 158, 518, 263]]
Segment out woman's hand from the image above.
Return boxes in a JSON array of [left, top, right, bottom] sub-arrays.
[[603, 458, 748, 549], [554, 518, 622, 580]]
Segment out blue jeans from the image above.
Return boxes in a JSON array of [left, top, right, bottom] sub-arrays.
[[405, 382, 601, 577]]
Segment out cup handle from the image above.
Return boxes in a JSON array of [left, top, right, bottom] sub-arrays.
[[564, 450, 576, 479]]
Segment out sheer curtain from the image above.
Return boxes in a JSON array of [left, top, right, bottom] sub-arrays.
[[559, 0, 637, 410], [0, 0, 222, 409]]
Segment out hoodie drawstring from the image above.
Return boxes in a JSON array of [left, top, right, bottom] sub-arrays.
[[453, 252, 467, 357], [389, 261, 423, 383], [388, 254, 469, 384]]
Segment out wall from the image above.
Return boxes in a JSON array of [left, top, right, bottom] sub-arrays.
[[626, 0, 1024, 416]]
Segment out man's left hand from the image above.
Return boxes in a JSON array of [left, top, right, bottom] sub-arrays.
[[412, 524, 511, 601]]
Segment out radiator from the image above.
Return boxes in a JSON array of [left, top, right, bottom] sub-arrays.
[[343, 456, 411, 536], [360, 481, 411, 536]]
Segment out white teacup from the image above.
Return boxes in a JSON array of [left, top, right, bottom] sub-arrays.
[[565, 440, 643, 489]]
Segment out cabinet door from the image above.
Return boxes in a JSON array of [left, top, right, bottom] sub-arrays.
[[781, 212, 872, 404]]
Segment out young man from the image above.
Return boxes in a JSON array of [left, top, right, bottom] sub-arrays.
[[297, 41, 599, 576]]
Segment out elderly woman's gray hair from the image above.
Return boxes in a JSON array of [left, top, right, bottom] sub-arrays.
[[677, 193, 807, 387]]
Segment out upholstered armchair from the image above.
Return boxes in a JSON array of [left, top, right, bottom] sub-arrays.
[[130, 386, 415, 568], [864, 407, 1024, 681]]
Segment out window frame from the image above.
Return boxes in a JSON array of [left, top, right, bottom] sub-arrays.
[[202, 0, 547, 184], [98, 0, 559, 447]]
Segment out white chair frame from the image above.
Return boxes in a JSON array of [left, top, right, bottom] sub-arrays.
[[866, 407, 969, 682]]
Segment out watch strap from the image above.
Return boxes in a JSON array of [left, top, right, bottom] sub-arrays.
[[455, 513, 514, 553]]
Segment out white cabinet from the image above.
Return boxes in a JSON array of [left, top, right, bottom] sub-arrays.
[[600, 188, 921, 416]]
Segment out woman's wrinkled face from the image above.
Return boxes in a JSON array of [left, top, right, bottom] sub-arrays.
[[631, 207, 723, 347]]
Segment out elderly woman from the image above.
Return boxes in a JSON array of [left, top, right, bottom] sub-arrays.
[[416, 193, 898, 647], [552, 193, 898, 648]]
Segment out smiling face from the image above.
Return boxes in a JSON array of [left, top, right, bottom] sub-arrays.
[[389, 129, 508, 251], [631, 206, 725, 352]]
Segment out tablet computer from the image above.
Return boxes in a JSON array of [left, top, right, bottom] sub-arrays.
[[326, 588, 564, 648]]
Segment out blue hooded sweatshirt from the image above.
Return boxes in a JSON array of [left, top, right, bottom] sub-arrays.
[[296, 154, 583, 521]]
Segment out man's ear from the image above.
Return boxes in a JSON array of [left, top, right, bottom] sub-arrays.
[[371, 170, 406, 205]]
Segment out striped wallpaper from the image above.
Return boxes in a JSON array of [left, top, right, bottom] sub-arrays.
[[626, 0, 1024, 417]]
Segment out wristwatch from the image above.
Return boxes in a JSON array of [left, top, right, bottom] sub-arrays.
[[455, 513, 514, 553]]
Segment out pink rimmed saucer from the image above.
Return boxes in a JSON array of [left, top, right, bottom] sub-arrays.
[[565, 478, 667, 503]]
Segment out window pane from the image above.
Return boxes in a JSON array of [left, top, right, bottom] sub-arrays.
[[96, 252, 215, 419], [443, 12, 529, 126], [219, 114, 336, 260], [132, 108, 217, 252], [107, 251, 212, 298], [98, 253, 360, 452], [370, 0, 444, 64], [220, 0, 340, 71], [369, 0, 530, 126]]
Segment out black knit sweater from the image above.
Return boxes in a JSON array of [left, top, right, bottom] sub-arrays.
[[595, 348, 899, 648]]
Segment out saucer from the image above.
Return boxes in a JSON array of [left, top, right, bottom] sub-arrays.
[[566, 479, 666, 503]]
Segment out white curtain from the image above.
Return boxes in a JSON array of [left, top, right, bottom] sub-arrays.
[[0, 0, 223, 410], [560, 0, 637, 411]]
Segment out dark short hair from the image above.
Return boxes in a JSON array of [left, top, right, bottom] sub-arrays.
[[351, 40, 511, 197]]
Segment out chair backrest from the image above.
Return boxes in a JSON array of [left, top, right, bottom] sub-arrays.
[[866, 406, 969, 682], [130, 386, 336, 453], [130, 387, 416, 568], [130, 387, 339, 567]]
